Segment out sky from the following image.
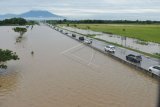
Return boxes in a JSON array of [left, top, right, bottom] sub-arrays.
[[0, 0, 160, 20]]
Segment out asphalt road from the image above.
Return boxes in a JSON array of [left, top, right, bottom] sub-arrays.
[[48, 24, 160, 76]]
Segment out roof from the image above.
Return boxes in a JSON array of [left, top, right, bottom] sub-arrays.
[[106, 45, 115, 48]]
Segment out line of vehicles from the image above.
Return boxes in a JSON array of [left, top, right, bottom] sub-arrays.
[[103, 45, 160, 75], [53, 26, 160, 76]]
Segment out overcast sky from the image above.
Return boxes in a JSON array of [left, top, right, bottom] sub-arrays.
[[0, 0, 160, 20]]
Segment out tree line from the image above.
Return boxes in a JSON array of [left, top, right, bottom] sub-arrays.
[[0, 18, 27, 25], [47, 19, 160, 24]]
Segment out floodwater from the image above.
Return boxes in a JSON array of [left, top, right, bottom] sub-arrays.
[[62, 26, 160, 54], [0, 25, 159, 107]]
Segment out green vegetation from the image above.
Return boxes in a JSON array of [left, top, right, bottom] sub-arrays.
[[27, 20, 39, 25], [13, 27, 27, 36], [60, 24, 160, 43], [94, 38, 160, 59], [13, 27, 27, 43], [0, 49, 19, 69], [47, 20, 160, 43], [0, 18, 27, 25], [135, 40, 148, 45], [47, 19, 160, 24], [155, 53, 160, 57], [57, 25, 160, 59], [0, 18, 39, 26]]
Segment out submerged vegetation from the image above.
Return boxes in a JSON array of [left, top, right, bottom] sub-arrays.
[[13, 27, 27, 43], [0, 18, 37, 69], [13, 27, 27, 36], [0, 49, 19, 69], [27, 20, 39, 25]]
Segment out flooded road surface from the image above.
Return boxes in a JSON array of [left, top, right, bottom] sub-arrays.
[[0, 25, 159, 107]]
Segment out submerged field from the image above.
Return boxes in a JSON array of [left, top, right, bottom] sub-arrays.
[[60, 24, 160, 43]]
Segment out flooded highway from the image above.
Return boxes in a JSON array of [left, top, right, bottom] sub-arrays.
[[0, 25, 159, 107]]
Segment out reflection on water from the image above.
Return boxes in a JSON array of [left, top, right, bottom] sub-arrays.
[[0, 25, 159, 107], [0, 67, 19, 96]]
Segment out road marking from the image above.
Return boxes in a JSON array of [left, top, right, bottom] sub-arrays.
[[60, 43, 83, 54], [70, 53, 99, 68], [61, 42, 99, 68], [88, 48, 95, 66]]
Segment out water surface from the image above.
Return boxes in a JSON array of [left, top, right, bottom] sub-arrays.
[[0, 25, 159, 107]]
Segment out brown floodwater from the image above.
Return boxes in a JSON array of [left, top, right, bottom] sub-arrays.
[[0, 25, 159, 107]]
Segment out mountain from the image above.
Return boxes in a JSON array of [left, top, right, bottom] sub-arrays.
[[0, 10, 64, 20], [20, 10, 61, 18], [0, 14, 17, 19]]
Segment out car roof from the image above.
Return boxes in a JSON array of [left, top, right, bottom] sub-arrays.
[[106, 45, 115, 48], [85, 39, 92, 41], [153, 65, 160, 67], [128, 54, 135, 56]]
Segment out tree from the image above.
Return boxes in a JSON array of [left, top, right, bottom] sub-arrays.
[[0, 49, 19, 69], [86, 26, 90, 29], [0, 18, 27, 25], [73, 24, 77, 27], [13, 27, 27, 36], [67, 23, 70, 26], [122, 28, 126, 31]]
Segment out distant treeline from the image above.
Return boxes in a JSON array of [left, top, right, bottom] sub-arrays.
[[0, 18, 27, 25], [47, 19, 160, 24]]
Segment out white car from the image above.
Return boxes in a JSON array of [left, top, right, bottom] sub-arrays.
[[148, 65, 160, 76], [104, 45, 115, 53], [84, 39, 92, 44]]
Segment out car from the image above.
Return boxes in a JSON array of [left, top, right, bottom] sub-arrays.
[[60, 30, 63, 32], [64, 32, 68, 35], [26, 25, 29, 28], [79, 37, 84, 41], [126, 54, 142, 63], [136, 55, 142, 61], [84, 39, 92, 44], [148, 65, 160, 76], [104, 45, 115, 53], [72, 34, 76, 37]]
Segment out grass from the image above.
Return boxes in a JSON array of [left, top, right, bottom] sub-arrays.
[[135, 40, 149, 45], [59, 24, 160, 43], [94, 38, 160, 59]]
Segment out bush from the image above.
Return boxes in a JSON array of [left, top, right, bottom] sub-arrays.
[[0, 49, 19, 69], [13, 27, 27, 36]]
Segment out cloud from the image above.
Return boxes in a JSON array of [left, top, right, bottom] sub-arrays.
[[0, 0, 160, 20]]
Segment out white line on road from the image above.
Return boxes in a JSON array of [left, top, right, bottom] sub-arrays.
[[60, 43, 83, 54], [88, 48, 95, 66], [70, 53, 99, 68], [60, 42, 99, 68]]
